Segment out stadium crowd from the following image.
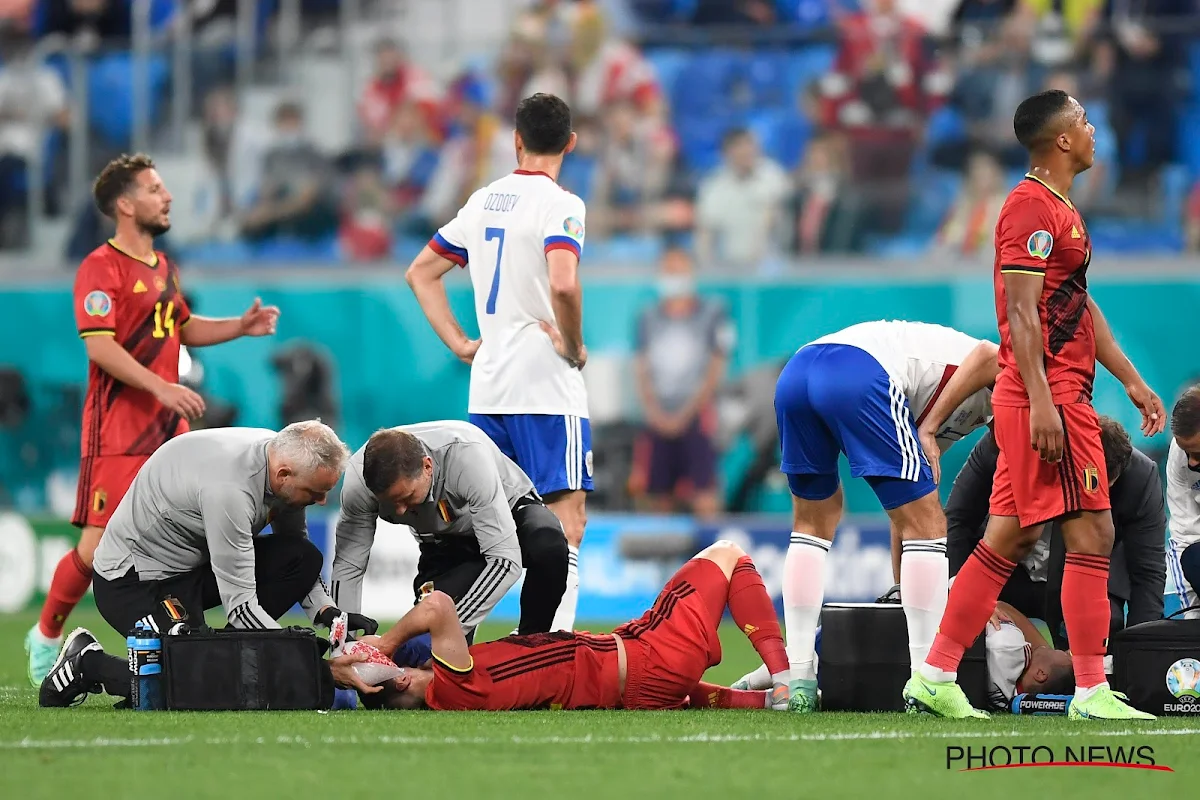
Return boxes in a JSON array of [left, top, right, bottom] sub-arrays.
[[1, 0, 1199, 261]]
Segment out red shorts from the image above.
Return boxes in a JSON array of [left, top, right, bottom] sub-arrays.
[[990, 403, 1110, 528], [72, 455, 148, 528], [614, 558, 728, 710]]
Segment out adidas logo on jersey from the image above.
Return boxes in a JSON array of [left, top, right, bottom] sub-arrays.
[[1071, 226, 1081, 239], [133, 279, 147, 293]]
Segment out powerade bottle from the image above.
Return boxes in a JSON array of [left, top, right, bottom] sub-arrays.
[[127, 621, 164, 710], [1010, 693, 1072, 715]]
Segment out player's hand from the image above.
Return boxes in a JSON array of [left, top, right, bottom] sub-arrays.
[[1125, 380, 1166, 436], [453, 337, 482, 365], [327, 650, 382, 694], [1029, 400, 1064, 463], [239, 297, 280, 337], [917, 425, 942, 485], [988, 608, 1011, 631], [538, 320, 587, 369], [154, 382, 206, 420]]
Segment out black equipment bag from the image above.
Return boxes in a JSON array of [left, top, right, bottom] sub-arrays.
[[1111, 606, 1200, 716], [162, 626, 335, 711], [820, 603, 989, 712]]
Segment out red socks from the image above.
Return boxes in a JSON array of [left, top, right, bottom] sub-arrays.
[[729, 556, 789, 676], [687, 681, 768, 709], [1062, 553, 1110, 688], [39, 549, 93, 639], [926, 542, 1015, 673]]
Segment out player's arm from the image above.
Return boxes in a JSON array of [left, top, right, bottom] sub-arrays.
[[405, 245, 479, 364], [373, 590, 471, 670], [74, 262, 205, 420], [994, 600, 1050, 648], [1119, 459, 1166, 626], [180, 298, 280, 347], [1088, 296, 1165, 436], [1004, 269, 1062, 461], [542, 195, 587, 366], [915, 340, 1000, 480], [330, 465, 381, 614], [447, 448, 522, 632], [199, 484, 280, 629]]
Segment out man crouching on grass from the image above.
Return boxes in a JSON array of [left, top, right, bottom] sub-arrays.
[[356, 541, 792, 711]]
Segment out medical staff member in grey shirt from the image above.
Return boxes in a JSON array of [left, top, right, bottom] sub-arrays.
[[332, 421, 569, 638], [40, 421, 379, 707]]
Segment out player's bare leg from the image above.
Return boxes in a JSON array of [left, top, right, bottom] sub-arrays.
[[886, 491, 949, 670], [546, 489, 586, 631], [1058, 510, 1153, 719], [26, 524, 103, 686], [694, 540, 790, 709]]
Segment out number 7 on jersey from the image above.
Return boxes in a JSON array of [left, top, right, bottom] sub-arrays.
[[484, 227, 505, 316]]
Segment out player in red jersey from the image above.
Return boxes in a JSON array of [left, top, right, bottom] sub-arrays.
[[25, 154, 282, 685], [903, 90, 1164, 720], [356, 540, 790, 711]]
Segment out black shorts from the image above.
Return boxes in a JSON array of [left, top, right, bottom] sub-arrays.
[[93, 535, 323, 635]]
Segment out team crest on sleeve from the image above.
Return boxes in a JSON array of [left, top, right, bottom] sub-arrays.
[[83, 290, 112, 317], [1082, 464, 1100, 494], [563, 217, 585, 240], [1026, 230, 1054, 260]]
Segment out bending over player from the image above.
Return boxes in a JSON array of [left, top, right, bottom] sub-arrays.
[[357, 541, 790, 711]]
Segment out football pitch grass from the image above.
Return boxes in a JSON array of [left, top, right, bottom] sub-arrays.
[[2, 611, 1198, 799]]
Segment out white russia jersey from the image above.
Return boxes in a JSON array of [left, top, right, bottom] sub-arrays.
[[985, 619, 1031, 709], [432, 171, 589, 417], [810, 320, 994, 449], [1166, 439, 1200, 611]]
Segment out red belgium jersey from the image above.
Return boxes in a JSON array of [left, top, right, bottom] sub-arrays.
[[992, 175, 1096, 408], [73, 241, 192, 457], [426, 631, 623, 711]]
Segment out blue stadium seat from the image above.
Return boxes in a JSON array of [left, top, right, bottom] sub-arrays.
[[783, 46, 836, 98], [1190, 42, 1200, 102], [179, 238, 255, 265], [254, 235, 338, 263], [902, 168, 962, 241], [677, 116, 731, 172], [775, 0, 832, 29], [744, 52, 791, 109], [87, 52, 171, 146], [1178, 105, 1200, 179], [645, 49, 690, 104], [672, 49, 741, 118], [745, 108, 811, 169]]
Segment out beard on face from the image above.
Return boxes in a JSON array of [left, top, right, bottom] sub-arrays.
[[138, 214, 171, 237]]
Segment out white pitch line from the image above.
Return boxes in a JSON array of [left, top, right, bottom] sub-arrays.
[[2, 727, 1200, 750]]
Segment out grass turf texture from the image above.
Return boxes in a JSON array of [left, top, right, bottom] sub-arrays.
[[2, 611, 1197, 799]]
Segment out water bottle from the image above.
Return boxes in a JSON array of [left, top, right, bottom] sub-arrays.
[[1010, 693, 1072, 715], [127, 621, 164, 711]]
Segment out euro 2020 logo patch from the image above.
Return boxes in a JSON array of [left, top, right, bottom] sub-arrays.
[[1027, 230, 1054, 260], [1166, 657, 1200, 700], [563, 217, 584, 240], [83, 290, 112, 317]]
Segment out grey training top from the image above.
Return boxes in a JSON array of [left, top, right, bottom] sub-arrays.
[[635, 298, 733, 413], [93, 427, 334, 629], [332, 420, 532, 631]]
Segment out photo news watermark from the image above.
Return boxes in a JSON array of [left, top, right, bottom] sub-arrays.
[[946, 744, 1174, 772]]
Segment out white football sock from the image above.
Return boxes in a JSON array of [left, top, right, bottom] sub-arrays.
[[900, 537, 948, 671], [738, 663, 773, 690], [551, 545, 579, 632], [784, 532, 830, 682]]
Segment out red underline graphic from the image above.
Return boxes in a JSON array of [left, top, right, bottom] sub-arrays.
[[962, 762, 1174, 773]]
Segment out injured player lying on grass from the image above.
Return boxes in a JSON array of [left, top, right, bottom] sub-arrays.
[[353, 540, 794, 711], [731, 597, 1075, 713]]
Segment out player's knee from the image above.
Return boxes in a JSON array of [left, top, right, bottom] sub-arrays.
[[295, 538, 324, 585], [889, 491, 947, 541], [524, 518, 569, 572], [698, 539, 746, 570], [422, 590, 456, 616]]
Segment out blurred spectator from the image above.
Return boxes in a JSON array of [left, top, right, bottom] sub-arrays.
[[821, 0, 950, 232], [1186, 181, 1200, 252], [558, 114, 602, 202], [0, 28, 69, 247], [1093, 0, 1191, 179], [793, 133, 856, 254], [1042, 69, 1118, 209], [420, 75, 511, 230], [40, 0, 129, 45], [695, 128, 790, 270], [380, 102, 440, 220], [590, 101, 675, 237], [0, 1, 37, 29], [240, 102, 337, 243], [630, 247, 733, 519], [934, 149, 1008, 255], [691, 0, 777, 24], [570, 9, 663, 121], [339, 154, 396, 263], [1013, 0, 1103, 69], [358, 38, 441, 149], [174, 0, 239, 113]]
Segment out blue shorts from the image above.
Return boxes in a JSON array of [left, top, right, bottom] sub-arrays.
[[469, 413, 594, 495], [775, 343, 935, 510]]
